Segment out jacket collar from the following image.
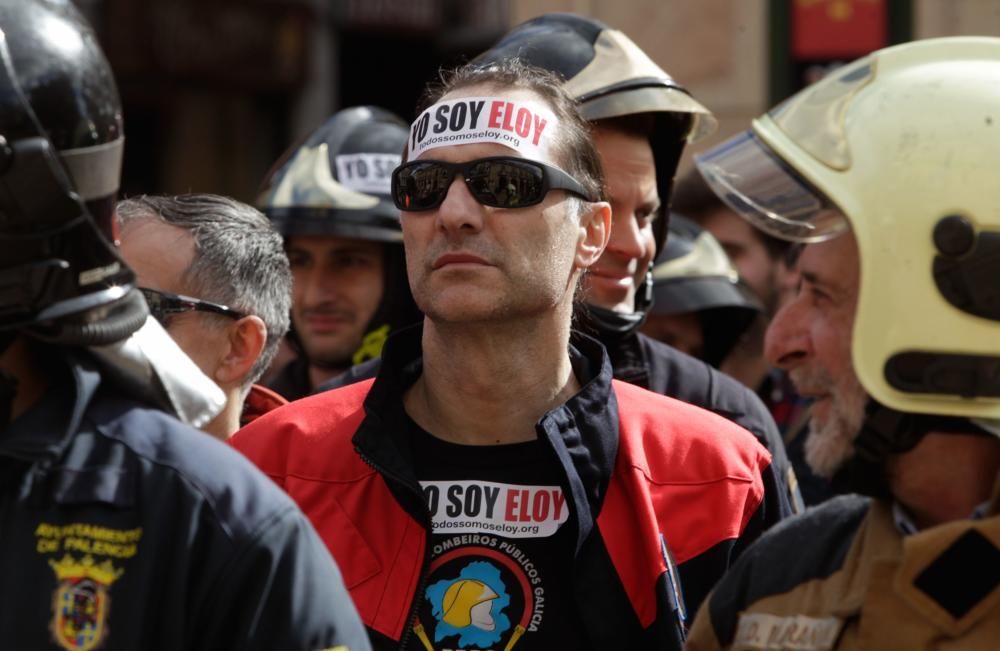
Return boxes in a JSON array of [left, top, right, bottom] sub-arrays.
[[0, 347, 101, 464], [353, 322, 619, 551]]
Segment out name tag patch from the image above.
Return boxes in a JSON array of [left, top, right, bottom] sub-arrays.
[[734, 613, 844, 651]]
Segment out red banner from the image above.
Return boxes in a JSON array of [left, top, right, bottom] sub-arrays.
[[791, 0, 888, 60]]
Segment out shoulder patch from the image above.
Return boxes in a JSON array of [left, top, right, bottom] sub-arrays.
[[48, 553, 126, 651]]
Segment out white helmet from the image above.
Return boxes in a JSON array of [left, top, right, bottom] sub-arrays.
[[696, 37, 1000, 425]]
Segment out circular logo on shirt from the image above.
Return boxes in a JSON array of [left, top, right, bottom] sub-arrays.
[[413, 540, 544, 651]]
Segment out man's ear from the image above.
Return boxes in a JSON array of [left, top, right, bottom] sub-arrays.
[[575, 200, 612, 268], [215, 315, 266, 388]]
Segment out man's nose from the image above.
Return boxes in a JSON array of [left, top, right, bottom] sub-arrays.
[[604, 211, 646, 261], [298, 264, 339, 306], [764, 295, 811, 370], [436, 176, 485, 235]]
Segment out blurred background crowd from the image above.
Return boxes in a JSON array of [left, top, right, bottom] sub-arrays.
[[73, 0, 997, 203]]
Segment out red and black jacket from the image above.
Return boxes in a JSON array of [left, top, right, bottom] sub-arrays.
[[233, 327, 779, 650], [240, 383, 289, 428]]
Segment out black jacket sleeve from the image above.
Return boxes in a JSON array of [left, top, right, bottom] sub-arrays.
[[197, 506, 372, 651]]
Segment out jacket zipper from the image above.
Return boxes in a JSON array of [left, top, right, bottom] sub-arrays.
[[400, 537, 433, 651], [355, 447, 433, 651]]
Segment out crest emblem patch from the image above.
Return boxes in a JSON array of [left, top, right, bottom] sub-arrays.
[[48, 554, 123, 651]]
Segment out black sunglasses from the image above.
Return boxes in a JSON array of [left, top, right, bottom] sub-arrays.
[[139, 287, 246, 325], [391, 156, 596, 211]]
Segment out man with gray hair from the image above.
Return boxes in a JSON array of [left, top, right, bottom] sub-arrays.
[[117, 193, 292, 438]]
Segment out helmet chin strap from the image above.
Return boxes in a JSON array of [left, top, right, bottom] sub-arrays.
[[28, 290, 148, 348], [0, 331, 18, 427], [578, 271, 653, 342], [634, 270, 655, 315], [831, 398, 995, 497], [577, 303, 646, 341]]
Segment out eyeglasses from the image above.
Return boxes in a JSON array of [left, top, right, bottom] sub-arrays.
[[139, 287, 246, 326], [391, 156, 596, 211]]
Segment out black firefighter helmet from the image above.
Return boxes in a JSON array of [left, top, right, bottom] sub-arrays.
[[647, 214, 761, 368], [474, 13, 716, 266], [259, 106, 421, 367], [0, 0, 145, 347], [474, 13, 717, 340]]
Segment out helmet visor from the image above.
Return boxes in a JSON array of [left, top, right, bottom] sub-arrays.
[[694, 130, 848, 243]]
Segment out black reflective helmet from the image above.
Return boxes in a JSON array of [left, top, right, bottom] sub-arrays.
[[474, 13, 716, 258], [259, 106, 409, 242], [259, 106, 421, 368], [0, 0, 145, 345], [649, 215, 761, 367]]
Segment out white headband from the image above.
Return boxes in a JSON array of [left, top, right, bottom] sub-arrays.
[[409, 96, 557, 161]]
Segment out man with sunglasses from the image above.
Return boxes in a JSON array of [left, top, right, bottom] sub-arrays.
[[321, 21, 802, 559], [234, 59, 776, 651], [469, 13, 801, 611], [0, 2, 369, 649], [117, 194, 293, 439]]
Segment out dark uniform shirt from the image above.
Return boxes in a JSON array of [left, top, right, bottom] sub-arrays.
[[268, 356, 313, 402], [410, 416, 591, 651], [0, 348, 370, 651]]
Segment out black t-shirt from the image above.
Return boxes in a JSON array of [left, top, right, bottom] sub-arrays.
[[409, 417, 590, 651]]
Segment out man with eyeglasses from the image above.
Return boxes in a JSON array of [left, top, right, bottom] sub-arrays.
[[117, 194, 293, 438], [233, 59, 776, 651]]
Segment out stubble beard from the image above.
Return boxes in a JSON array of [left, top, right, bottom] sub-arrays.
[[298, 322, 366, 371], [416, 243, 575, 326], [303, 340, 359, 371], [795, 366, 868, 478]]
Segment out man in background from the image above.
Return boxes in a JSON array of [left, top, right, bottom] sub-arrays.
[[118, 194, 292, 437], [259, 106, 421, 399], [640, 214, 761, 370]]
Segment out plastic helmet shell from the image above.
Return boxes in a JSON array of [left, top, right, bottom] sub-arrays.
[[474, 13, 718, 260], [0, 0, 136, 335], [700, 37, 1000, 421], [649, 214, 761, 366], [260, 105, 408, 243]]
